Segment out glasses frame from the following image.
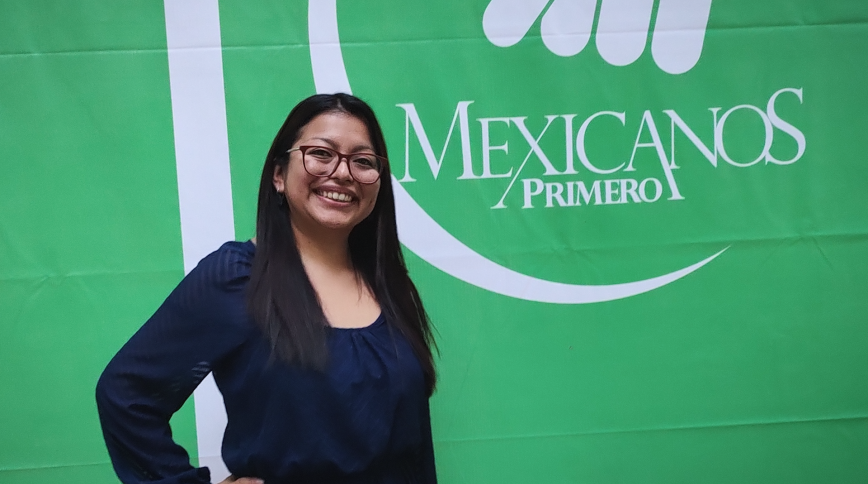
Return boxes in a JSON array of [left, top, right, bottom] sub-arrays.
[[286, 145, 387, 185]]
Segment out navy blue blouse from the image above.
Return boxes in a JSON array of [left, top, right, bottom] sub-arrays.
[[96, 241, 436, 483]]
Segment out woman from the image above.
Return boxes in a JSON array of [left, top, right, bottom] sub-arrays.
[[96, 93, 437, 483]]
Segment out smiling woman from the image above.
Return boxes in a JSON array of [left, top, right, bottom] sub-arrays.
[[95, 93, 438, 483], [276, 113, 383, 237]]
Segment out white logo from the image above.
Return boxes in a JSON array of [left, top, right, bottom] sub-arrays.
[[394, 87, 806, 211], [306, 0, 726, 304], [483, 0, 713, 74]]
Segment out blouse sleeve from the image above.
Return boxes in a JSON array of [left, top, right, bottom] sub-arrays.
[[95, 244, 252, 484], [419, 400, 438, 483]]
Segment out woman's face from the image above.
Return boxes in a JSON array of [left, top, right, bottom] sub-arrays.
[[274, 112, 382, 236]]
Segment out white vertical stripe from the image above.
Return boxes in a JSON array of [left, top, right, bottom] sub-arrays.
[[596, 0, 654, 66], [309, 0, 352, 94], [652, 0, 713, 74], [541, 0, 598, 57], [164, 0, 233, 480]]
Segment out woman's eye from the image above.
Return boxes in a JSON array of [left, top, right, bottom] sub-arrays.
[[352, 156, 378, 169], [308, 148, 333, 159]]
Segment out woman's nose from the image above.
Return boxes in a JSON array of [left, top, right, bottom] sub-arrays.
[[331, 156, 354, 181]]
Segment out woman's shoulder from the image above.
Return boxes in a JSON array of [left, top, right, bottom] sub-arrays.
[[211, 239, 256, 262], [188, 240, 256, 289]]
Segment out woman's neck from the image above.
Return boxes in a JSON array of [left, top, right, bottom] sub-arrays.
[[292, 223, 353, 274]]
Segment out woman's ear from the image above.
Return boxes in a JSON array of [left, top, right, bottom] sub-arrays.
[[273, 165, 286, 194]]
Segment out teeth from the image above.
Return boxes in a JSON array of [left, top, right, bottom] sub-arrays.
[[319, 190, 353, 202]]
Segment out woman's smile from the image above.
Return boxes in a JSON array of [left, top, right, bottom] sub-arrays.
[[315, 189, 355, 203]]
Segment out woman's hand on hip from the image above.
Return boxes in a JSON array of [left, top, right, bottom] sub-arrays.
[[218, 476, 263, 484]]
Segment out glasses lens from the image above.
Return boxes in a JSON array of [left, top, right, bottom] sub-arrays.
[[303, 147, 337, 176], [349, 154, 382, 184]]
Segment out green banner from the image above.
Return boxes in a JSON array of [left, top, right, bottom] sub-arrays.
[[1, 0, 867, 482]]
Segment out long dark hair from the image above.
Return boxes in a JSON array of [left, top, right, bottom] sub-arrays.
[[247, 93, 436, 395]]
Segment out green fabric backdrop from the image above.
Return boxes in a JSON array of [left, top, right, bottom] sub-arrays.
[[1, 1, 866, 482]]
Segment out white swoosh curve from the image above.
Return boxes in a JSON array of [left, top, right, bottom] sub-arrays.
[[308, 0, 726, 303]]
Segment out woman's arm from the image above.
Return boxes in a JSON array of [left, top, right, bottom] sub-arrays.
[[96, 244, 252, 484], [419, 400, 438, 484]]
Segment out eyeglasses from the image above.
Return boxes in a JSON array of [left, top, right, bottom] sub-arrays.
[[286, 145, 386, 185]]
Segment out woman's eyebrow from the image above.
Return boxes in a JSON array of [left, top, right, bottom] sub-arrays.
[[307, 137, 374, 153], [307, 137, 338, 148]]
